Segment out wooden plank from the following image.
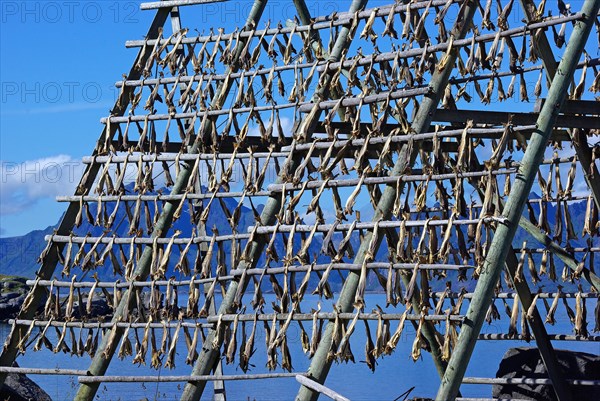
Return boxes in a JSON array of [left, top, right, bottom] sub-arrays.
[[534, 98, 600, 115], [141, 0, 227, 10], [0, 367, 88, 376], [316, 121, 572, 141], [432, 108, 600, 129], [78, 373, 303, 383], [296, 375, 351, 401]]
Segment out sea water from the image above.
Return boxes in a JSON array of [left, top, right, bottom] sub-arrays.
[[1, 294, 598, 401]]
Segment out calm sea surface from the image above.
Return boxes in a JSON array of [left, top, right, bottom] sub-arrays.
[[1, 294, 598, 401]]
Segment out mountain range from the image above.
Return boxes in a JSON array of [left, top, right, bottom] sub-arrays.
[[0, 188, 595, 294]]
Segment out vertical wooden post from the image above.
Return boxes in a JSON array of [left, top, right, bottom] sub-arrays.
[[435, 0, 600, 398], [295, 2, 479, 401]]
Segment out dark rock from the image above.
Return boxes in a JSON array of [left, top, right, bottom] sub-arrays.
[[494, 347, 600, 401], [1, 371, 52, 401], [60, 294, 112, 320], [0, 276, 46, 321], [0, 276, 30, 321], [0, 293, 27, 321]]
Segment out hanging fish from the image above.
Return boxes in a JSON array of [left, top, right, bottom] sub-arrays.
[[382, 6, 397, 39], [562, 296, 576, 325], [182, 325, 198, 365], [34, 319, 54, 352], [485, 300, 501, 324], [526, 250, 540, 284], [118, 325, 133, 360], [411, 311, 425, 362], [164, 322, 181, 369], [16, 319, 37, 354], [363, 319, 377, 372], [508, 295, 520, 338], [326, 305, 344, 363], [574, 288, 588, 337], [442, 313, 453, 361], [281, 334, 293, 372], [265, 314, 278, 371], [133, 320, 151, 365], [310, 303, 322, 358], [226, 313, 241, 365], [53, 322, 70, 354], [373, 305, 390, 358], [385, 308, 408, 355], [515, 242, 527, 283], [240, 313, 258, 372]]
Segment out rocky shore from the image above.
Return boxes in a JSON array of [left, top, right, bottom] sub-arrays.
[[0, 275, 111, 322], [0, 276, 31, 322]]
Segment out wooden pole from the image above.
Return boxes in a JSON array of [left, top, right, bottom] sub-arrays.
[[435, 0, 600, 398], [463, 152, 573, 401], [179, 0, 369, 399], [296, 376, 351, 401], [0, 7, 171, 392], [295, 2, 479, 400], [71, 2, 269, 401]]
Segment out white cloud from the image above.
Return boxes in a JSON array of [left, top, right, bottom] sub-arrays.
[[0, 155, 85, 215]]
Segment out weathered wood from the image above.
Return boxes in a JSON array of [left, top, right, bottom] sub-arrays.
[[463, 377, 600, 386], [432, 109, 600, 129], [0, 7, 172, 392], [141, 0, 227, 10], [435, 1, 600, 398], [296, 375, 351, 401], [10, 319, 212, 329], [534, 99, 600, 115], [477, 334, 600, 341], [0, 367, 88, 376], [79, 373, 305, 383], [101, 87, 429, 124]]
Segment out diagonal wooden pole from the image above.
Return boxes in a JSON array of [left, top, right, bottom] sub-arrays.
[[166, 5, 229, 400], [466, 155, 572, 401], [296, 2, 479, 400], [71, 2, 270, 401], [0, 7, 171, 391], [435, 0, 600, 398], [179, 0, 370, 400]]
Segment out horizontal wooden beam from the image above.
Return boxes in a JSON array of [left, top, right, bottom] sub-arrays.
[[79, 372, 303, 383], [463, 377, 600, 386], [534, 99, 600, 115], [316, 121, 572, 141], [140, 0, 226, 10], [432, 108, 600, 129], [0, 367, 88, 376]]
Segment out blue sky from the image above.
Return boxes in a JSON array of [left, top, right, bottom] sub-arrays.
[[0, 2, 158, 236], [0, 1, 594, 238], [0, 0, 378, 238]]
